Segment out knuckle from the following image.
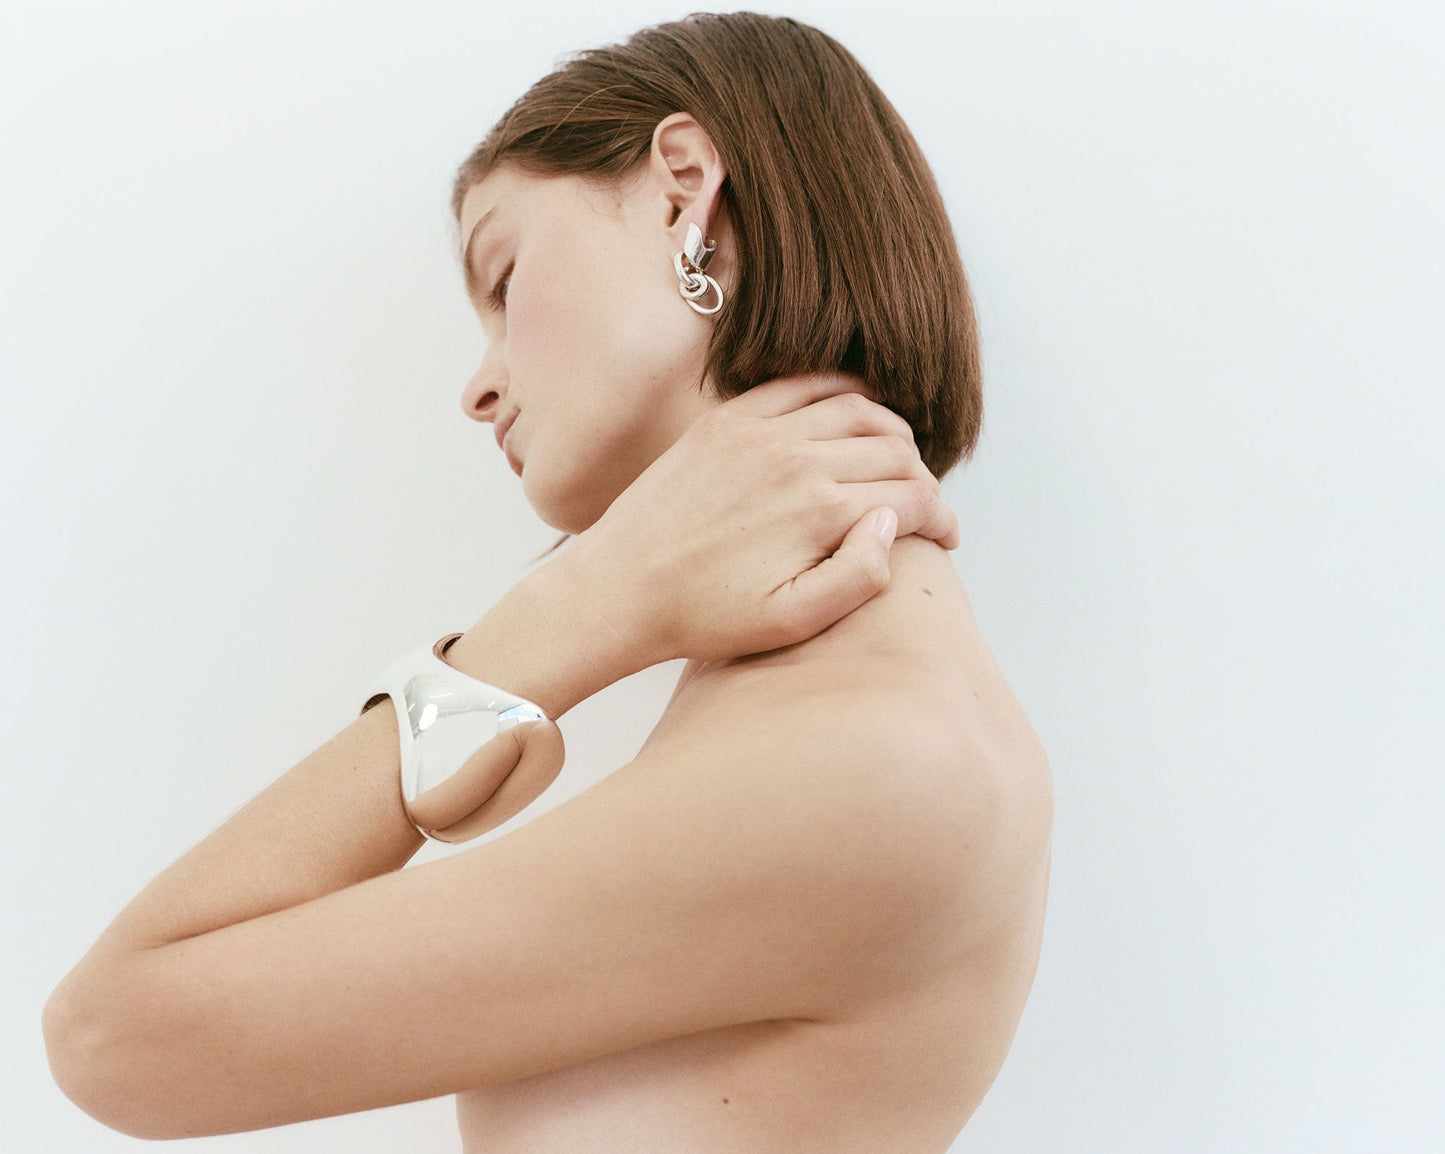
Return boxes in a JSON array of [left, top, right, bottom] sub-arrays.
[[888, 434, 917, 471], [915, 456, 941, 492], [869, 398, 915, 446]]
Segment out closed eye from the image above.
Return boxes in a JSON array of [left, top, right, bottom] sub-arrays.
[[486, 261, 514, 312]]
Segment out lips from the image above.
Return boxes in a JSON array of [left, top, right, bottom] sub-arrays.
[[494, 408, 518, 452]]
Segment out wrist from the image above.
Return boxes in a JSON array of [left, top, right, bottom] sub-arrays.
[[442, 549, 648, 720]]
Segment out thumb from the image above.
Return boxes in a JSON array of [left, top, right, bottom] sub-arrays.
[[769, 507, 897, 645]]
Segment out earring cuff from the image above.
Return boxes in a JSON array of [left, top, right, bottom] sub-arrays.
[[684, 222, 716, 271], [675, 222, 724, 316]]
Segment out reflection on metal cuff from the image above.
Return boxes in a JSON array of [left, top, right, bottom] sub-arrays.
[[360, 633, 556, 842]]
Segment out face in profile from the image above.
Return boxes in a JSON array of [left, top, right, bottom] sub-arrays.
[[457, 163, 724, 534]]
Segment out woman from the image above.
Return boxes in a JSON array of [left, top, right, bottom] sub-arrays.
[[43, 12, 1052, 1152]]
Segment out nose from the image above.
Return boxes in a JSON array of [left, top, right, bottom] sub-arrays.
[[460, 355, 506, 423]]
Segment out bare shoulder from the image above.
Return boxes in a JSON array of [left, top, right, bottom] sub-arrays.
[[657, 535, 1052, 807], [645, 534, 1054, 964]]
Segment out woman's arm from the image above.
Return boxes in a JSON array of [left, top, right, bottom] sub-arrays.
[[40, 553, 630, 964], [43, 652, 970, 1140], [43, 373, 963, 1137], [40, 551, 644, 1127]]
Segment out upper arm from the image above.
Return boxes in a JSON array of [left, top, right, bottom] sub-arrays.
[[70, 694, 992, 1138]]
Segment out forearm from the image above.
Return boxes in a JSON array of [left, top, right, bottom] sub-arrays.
[[441, 547, 644, 722], [65, 551, 638, 965]]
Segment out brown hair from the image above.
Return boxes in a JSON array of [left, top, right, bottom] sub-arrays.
[[452, 11, 983, 545]]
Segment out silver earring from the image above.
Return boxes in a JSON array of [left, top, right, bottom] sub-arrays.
[[674, 222, 724, 315]]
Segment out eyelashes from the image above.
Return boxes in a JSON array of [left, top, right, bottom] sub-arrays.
[[486, 261, 514, 312]]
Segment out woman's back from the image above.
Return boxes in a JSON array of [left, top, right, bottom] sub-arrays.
[[457, 535, 1053, 1152]]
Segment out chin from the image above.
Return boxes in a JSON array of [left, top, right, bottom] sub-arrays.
[[522, 438, 658, 536], [537, 508, 597, 536], [524, 474, 612, 537]]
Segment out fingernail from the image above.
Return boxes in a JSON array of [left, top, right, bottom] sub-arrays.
[[871, 508, 898, 547]]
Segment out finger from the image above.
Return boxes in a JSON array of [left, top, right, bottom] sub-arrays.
[[809, 435, 938, 489], [725, 371, 878, 418], [933, 503, 962, 551], [777, 389, 916, 446], [765, 507, 897, 646], [840, 478, 960, 550]]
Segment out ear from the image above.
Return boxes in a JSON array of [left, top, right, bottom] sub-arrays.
[[647, 112, 727, 244]]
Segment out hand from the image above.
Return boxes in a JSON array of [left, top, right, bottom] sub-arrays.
[[561, 372, 959, 668]]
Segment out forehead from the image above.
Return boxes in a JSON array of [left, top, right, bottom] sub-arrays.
[[458, 166, 574, 242], [459, 167, 521, 246], [458, 165, 639, 251]]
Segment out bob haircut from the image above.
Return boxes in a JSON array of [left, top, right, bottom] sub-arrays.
[[451, 10, 983, 483]]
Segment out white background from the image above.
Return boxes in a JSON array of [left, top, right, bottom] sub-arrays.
[[3, 1, 1441, 1150]]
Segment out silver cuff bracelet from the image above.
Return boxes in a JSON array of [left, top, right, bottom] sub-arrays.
[[361, 633, 555, 842]]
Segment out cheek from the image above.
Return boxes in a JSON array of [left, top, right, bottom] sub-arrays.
[[508, 231, 705, 488], [507, 273, 566, 368], [511, 273, 621, 425], [515, 217, 702, 382], [514, 239, 615, 348], [595, 258, 710, 402]]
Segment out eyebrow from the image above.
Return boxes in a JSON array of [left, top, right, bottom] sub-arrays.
[[459, 207, 498, 302]]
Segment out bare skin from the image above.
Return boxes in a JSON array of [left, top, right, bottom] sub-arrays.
[[39, 376, 996, 1143], [42, 109, 1051, 1151], [456, 536, 1053, 1153]]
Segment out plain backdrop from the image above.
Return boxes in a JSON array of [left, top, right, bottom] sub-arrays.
[[3, 1, 1441, 1151]]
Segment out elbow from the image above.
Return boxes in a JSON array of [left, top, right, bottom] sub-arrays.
[[43, 969, 188, 1140], [43, 976, 126, 1134]]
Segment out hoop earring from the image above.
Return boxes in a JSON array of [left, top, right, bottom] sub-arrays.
[[674, 222, 724, 316]]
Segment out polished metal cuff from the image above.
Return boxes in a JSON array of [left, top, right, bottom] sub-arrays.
[[361, 633, 551, 841]]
